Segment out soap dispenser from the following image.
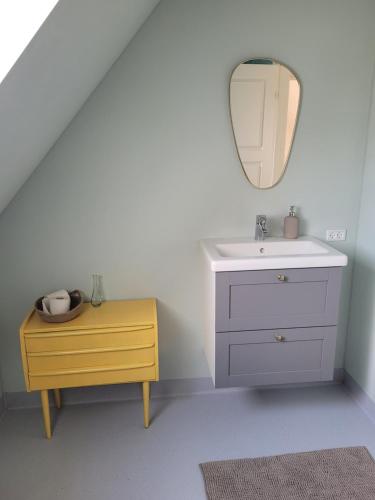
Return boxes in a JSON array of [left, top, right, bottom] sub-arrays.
[[283, 205, 299, 239]]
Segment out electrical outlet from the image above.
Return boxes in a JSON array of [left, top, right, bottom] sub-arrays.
[[326, 229, 347, 241]]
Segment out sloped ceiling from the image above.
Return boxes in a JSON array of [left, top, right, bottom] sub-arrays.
[[0, 0, 160, 214]]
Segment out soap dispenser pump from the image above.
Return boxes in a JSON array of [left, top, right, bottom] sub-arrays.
[[283, 205, 299, 239]]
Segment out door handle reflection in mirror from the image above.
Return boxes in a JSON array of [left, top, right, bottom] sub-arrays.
[[275, 335, 286, 342], [277, 274, 287, 281]]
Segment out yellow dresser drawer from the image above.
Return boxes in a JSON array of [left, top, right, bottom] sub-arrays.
[[25, 325, 155, 353], [28, 344, 155, 372], [29, 364, 156, 390]]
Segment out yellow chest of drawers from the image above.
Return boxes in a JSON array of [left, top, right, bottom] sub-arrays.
[[20, 298, 159, 438]]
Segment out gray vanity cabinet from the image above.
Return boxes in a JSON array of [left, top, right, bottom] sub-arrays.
[[214, 267, 342, 388]]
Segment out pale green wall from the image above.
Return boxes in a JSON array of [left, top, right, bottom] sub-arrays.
[[1, 0, 375, 392], [345, 69, 375, 399]]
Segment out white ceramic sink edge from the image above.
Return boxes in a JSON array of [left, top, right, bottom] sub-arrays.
[[201, 236, 348, 272]]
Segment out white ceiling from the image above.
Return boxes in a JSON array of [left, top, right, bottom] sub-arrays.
[[0, 0, 160, 214]]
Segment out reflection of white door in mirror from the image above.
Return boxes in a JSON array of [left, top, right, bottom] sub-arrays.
[[230, 59, 300, 189]]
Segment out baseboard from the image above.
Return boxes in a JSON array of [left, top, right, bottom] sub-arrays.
[[6, 369, 375, 423], [4, 368, 344, 410], [343, 371, 375, 424], [5, 378, 216, 409]]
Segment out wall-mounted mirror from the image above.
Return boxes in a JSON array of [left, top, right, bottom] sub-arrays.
[[230, 58, 300, 189]]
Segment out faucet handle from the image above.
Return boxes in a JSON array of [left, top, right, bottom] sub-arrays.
[[256, 214, 267, 228], [255, 214, 269, 240]]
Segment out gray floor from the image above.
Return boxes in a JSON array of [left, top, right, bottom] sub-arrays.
[[1, 385, 375, 500]]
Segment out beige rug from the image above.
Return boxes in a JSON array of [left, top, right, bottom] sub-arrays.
[[200, 447, 375, 499]]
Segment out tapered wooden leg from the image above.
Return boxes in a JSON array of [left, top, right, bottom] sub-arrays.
[[40, 390, 51, 439], [142, 381, 150, 428], [53, 389, 61, 409]]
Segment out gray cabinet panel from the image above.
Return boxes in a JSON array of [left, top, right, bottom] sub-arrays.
[[230, 340, 323, 375], [216, 267, 342, 332], [230, 281, 327, 318], [215, 326, 337, 388]]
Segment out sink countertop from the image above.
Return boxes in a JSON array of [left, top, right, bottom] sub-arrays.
[[201, 236, 348, 272]]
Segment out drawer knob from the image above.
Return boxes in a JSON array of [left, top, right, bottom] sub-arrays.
[[275, 335, 286, 342], [277, 274, 287, 281]]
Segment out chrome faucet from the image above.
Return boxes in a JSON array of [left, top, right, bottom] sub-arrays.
[[255, 215, 268, 241]]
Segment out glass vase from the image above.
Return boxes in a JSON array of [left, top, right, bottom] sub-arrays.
[[91, 274, 105, 307]]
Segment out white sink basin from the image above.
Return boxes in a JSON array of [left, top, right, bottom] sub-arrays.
[[201, 236, 348, 271]]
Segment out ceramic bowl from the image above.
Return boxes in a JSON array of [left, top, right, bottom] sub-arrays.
[[35, 290, 83, 323]]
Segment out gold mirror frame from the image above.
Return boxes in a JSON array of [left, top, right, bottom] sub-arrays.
[[230, 58, 301, 189]]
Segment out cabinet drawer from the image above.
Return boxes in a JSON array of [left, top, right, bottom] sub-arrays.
[[29, 365, 157, 391], [25, 325, 155, 353], [215, 326, 337, 388], [27, 344, 155, 373], [216, 268, 342, 331]]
